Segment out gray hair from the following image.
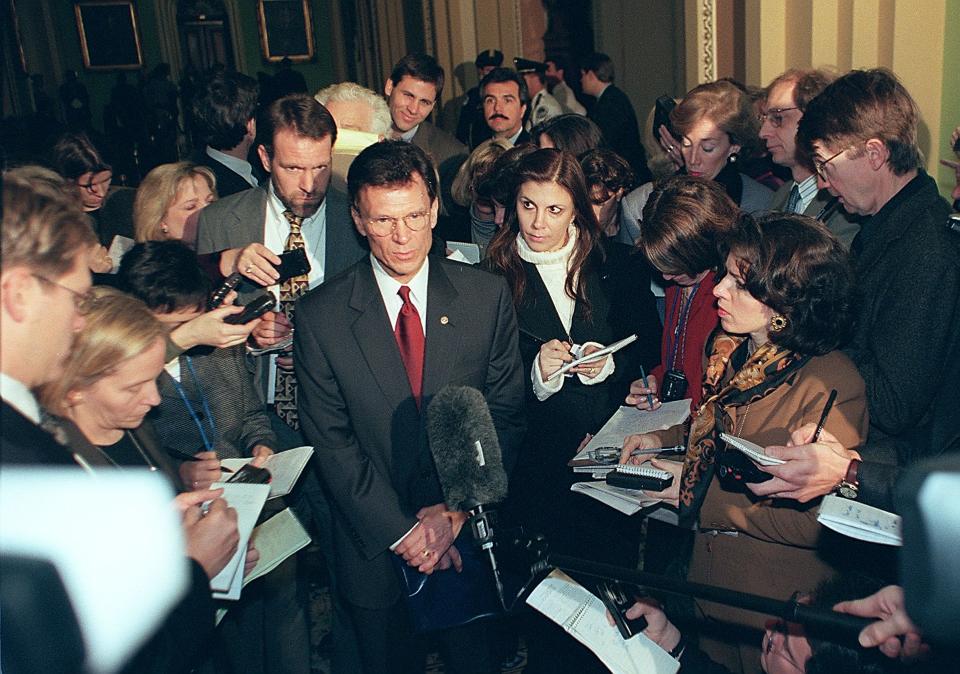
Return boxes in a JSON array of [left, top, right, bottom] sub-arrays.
[[314, 82, 392, 137]]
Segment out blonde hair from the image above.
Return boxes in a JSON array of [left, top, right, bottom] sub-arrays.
[[134, 162, 217, 242], [671, 80, 759, 155], [39, 287, 166, 415]]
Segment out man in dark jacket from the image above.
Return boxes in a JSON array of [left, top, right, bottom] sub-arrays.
[[580, 53, 651, 183], [798, 68, 960, 462]]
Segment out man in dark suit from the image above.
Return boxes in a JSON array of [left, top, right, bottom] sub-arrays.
[[294, 141, 525, 673], [480, 67, 531, 147], [1, 174, 97, 465], [760, 68, 860, 247], [581, 53, 651, 183], [190, 70, 263, 198]]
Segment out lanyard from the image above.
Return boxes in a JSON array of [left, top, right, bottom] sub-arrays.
[[664, 282, 700, 371], [170, 356, 217, 453]]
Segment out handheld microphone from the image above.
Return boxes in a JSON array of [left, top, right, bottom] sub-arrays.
[[427, 385, 510, 608]]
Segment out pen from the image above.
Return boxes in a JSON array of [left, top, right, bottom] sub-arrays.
[[812, 389, 838, 442], [639, 365, 655, 409], [519, 327, 548, 344], [164, 446, 234, 473]]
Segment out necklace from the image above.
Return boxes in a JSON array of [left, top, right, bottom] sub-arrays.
[[90, 430, 159, 472], [734, 401, 752, 436]]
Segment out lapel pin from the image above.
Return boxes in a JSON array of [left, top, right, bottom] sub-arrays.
[[440, 316, 449, 325]]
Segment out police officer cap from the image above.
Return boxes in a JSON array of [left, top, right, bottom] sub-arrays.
[[513, 58, 547, 74], [475, 50, 504, 68]]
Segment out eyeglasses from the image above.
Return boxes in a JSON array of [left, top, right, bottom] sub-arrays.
[[362, 210, 431, 237], [757, 106, 799, 129], [77, 173, 113, 192], [32, 274, 96, 314], [813, 145, 855, 180]]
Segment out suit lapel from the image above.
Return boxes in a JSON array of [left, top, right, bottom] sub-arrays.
[[421, 261, 463, 400], [518, 260, 569, 343], [348, 260, 415, 410]]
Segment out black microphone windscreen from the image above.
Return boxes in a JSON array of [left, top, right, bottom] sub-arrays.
[[427, 385, 508, 510]]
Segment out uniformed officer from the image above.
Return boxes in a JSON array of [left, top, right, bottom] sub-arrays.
[[514, 57, 563, 131]]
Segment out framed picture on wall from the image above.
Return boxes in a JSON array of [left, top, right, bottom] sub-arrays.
[[74, 1, 144, 70], [257, 0, 315, 62]]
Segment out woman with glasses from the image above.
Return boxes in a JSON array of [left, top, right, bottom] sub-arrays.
[[51, 132, 136, 250], [620, 213, 867, 673]]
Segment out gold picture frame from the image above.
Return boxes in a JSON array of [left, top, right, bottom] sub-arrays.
[[74, 1, 144, 70], [257, 0, 315, 63]]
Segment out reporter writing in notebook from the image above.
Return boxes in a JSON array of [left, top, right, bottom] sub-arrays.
[[38, 288, 245, 673], [624, 176, 738, 413], [483, 147, 659, 673], [117, 241, 276, 491], [619, 213, 867, 674]]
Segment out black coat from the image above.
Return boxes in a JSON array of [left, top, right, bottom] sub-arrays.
[[486, 240, 661, 561], [588, 85, 651, 183], [844, 171, 959, 460]]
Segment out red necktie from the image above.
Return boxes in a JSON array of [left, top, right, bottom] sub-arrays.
[[395, 285, 425, 406]]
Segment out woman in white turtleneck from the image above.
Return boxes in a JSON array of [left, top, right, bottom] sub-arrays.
[[483, 148, 661, 564], [483, 147, 661, 672]]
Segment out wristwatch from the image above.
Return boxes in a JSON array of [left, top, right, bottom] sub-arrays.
[[836, 458, 861, 499]]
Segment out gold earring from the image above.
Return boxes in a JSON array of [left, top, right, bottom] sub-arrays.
[[770, 314, 788, 332]]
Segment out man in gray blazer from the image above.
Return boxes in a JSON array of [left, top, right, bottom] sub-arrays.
[[294, 141, 524, 673], [760, 69, 861, 247], [196, 94, 366, 425]]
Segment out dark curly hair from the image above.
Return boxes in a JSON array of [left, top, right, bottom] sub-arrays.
[[719, 213, 855, 355]]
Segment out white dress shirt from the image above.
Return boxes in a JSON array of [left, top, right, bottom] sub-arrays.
[[371, 254, 429, 335], [206, 146, 259, 187], [0, 372, 40, 424], [262, 182, 328, 402]]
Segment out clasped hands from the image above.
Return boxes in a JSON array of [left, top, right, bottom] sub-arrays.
[[394, 504, 468, 575], [538, 339, 609, 383]]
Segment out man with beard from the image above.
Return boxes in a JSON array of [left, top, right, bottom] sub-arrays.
[[196, 93, 366, 431]]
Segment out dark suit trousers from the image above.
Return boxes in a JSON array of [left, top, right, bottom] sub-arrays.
[[347, 599, 498, 674]]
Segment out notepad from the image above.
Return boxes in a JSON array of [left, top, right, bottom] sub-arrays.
[[719, 432, 786, 466], [215, 507, 313, 625], [526, 570, 679, 674], [571, 481, 663, 516], [220, 446, 314, 499], [817, 494, 902, 546], [209, 482, 270, 600], [569, 401, 692, 467], [547, 334, 639, 381]]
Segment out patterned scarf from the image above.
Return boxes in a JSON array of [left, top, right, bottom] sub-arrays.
[[677, 333, 809, 527]]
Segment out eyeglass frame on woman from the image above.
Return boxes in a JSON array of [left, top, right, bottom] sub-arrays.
[[757, 106, 799, 129], [360, 209, 432, 237], [31, 274, 96, 313]]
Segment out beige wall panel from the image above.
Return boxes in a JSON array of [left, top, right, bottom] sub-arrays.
[[875, 0, 895, 67], [810, 0, 841, 68], [836, 0, 853, 72], [850, 0, 881, 68], [891, 0, 945, 171], [785, 0, 814, 70]]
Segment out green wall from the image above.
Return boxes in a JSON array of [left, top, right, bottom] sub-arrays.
[[936, 0, 960, 200]]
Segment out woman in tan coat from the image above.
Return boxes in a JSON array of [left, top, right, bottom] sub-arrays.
[[622, 212, 867, 674]]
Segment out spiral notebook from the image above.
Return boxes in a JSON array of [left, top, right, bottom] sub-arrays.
[[526, 570, 679, 674]]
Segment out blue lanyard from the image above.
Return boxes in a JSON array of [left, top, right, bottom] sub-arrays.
[[664, 282, 700, 370], [170, 356, 217, 453]]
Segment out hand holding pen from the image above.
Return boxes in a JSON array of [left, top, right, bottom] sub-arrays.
[[626, 373, 661, 410]]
